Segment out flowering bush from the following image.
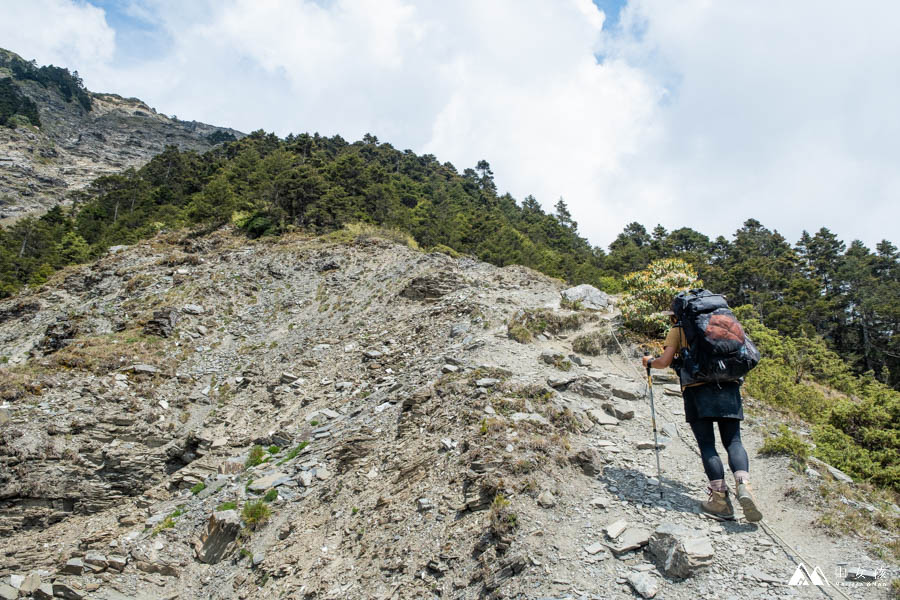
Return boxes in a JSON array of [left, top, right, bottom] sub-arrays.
[[620, 258, 700, 336]]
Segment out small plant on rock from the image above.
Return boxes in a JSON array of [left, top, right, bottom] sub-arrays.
[[277, 441, 309, 465], [216, 501, 237, 511], [242, 500, 271, 529], [263, 489, 278, 502], [190, 482, 206, 495], [246, 445, 265, 467]]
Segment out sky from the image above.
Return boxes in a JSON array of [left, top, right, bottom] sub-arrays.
[[2, 0, 898, 251]]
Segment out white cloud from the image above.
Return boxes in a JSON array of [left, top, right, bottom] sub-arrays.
[[6, 0, 900, 249], [0, 0, 114, 71]]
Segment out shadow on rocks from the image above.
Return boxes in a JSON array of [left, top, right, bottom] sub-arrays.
[[599, 466, 698, 514], [600, 466, 761, 533]]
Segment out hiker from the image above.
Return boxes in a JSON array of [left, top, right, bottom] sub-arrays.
[[642, 302, 763, 523]]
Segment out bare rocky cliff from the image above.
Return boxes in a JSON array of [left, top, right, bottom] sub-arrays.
[[0, 48, 243, 224], [0, 230, 895, 599]]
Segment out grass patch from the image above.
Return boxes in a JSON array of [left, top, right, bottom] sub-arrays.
[[572, 327, 617, 356], [47, 329, 169, 375], [245, 445, 266, 468], [190, 482, 206, 495], [152, 507, 185, 536], [276, 441, 309, 465], [263, 489, 278, 502], [322, 222, 420, 250], [815, 480, 900, 563], [242, 500, 271, 529], [506, 308, 591, 344], [216, 501, 237, 511], [489, 493, 518, 535], [267, 445, 280, 454]]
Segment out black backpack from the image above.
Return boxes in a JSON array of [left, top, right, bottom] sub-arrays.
[[671, 289, 760, 385]]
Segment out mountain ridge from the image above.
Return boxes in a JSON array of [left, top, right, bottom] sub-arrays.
[[0, 48, 243, 223]]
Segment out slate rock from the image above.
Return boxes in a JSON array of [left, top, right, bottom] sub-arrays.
[[610, 527, 652, 555], [569, 377, 609, 399], [547, 375, 576, 389], [568, 448, 604, 476], [182, 304, 205, 315], [33, 584, 55, 600], [606, 519, 628, 539], [449, 323, 470, 338], [195, 510, 241, 564], [627, 572, 659, 599], [611, 379, 644, 401], [537, 491, 556, 508], [51, 583, 84, 600], [648, 523, 714, 578], [587, 409, 618, 426], [602, 401, 634, 420], [107, 555, 127, 571], [475, 378, 500, 388], [21, 573, 42, 594], [143, 308, 179, 337], [61, 558, 84, 575], [809, 457, 854, 484], [0, 583, 16, 600], [84, 551, 108, 571]]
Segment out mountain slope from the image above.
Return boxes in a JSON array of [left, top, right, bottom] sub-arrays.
[[0, 48, 242, 223], [0, 229, 895, 599]]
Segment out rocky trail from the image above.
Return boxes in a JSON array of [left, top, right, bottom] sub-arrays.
[[0, 230, 895, 599]]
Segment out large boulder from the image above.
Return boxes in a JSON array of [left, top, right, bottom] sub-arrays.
[[561, 284, 609, 310], [648, 523, 714, 578], [195, 510, 241, 564]]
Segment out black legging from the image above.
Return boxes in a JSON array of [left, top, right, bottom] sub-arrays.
[[689, 419, 749, 481]]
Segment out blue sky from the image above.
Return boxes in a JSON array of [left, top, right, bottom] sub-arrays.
[[3, 0, 899, 250]]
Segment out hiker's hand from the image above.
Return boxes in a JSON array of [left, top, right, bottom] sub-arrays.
[[642, 355, 652, 368]]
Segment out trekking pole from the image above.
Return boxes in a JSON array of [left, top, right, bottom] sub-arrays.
[[644, 353, 664, 499]]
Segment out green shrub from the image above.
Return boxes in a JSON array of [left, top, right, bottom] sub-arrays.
[[242, 500, 271, 529], [245, 445, 265, 467], [596, 276, 623, 294], [277, 441, 309, 465], [759, 426, 810, 462], [216, 501, 237, 511], [620, 258, 700, 336], [263, 489, 278, 502], [267, 445, 280, 454], [190, 482, 206, 495]]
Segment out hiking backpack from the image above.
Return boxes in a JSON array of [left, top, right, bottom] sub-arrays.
[[671, 289, 760, 385]]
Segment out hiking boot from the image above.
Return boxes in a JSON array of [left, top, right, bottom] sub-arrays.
[[736, 481, 763, 522], [700, 488, 735, 521]]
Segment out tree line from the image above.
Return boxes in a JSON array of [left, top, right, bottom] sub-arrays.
[[1, 130, 897, 390]]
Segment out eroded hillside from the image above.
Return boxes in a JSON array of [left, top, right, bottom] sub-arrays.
[[0, 48, 242, 223], [0, 230, 896, 600]]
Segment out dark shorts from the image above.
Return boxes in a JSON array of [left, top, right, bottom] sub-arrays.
[[682, 381, 743, 423]]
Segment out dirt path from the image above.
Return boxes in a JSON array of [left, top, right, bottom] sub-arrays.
[[472, 311, 895, 600]]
